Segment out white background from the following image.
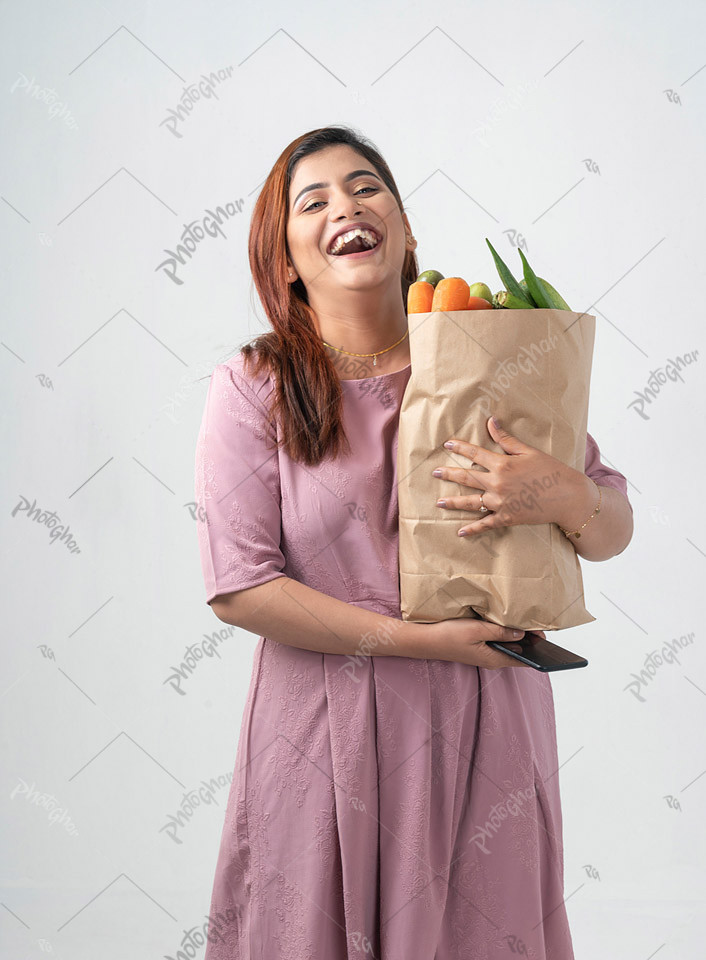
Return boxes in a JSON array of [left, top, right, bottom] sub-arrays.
[[2, 0, 704, 957]]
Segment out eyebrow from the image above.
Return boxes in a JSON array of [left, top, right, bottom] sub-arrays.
[[292, 169, 382, 209]]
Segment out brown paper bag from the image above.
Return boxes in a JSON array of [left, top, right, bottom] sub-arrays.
[[397, 308, 596, 631]]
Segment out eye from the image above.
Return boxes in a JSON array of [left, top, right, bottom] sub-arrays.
[[303, 185, 378, 213]]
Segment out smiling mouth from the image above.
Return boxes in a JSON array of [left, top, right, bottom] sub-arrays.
[[327, 230, 382, 256]]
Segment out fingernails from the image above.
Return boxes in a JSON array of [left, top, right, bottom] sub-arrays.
[[513, 630, 523, 637], [444, 441, 454, 449], [432, 469, 442, 477]]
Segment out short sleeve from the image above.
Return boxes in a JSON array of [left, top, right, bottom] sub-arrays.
[[584, 431, 633, 515], [194, 361, 287, 605]]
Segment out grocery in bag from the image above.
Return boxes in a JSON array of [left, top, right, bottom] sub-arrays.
[[397, 242, 597, 630]]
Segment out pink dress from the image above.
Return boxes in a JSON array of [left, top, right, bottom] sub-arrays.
[[194, 353, 632, 960]]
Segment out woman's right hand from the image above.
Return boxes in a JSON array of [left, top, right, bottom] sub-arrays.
[[409, 617, 544, 669]]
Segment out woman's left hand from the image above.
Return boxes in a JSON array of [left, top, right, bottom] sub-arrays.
[[432, 416, 585, 537]]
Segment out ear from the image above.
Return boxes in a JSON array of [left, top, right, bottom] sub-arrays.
[[402, 213, 417, 252]]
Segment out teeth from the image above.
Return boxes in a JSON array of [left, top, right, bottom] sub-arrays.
[[329, 228, 380, 255]]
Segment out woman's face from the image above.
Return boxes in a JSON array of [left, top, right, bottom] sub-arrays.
[[286, 143, 415, 298]]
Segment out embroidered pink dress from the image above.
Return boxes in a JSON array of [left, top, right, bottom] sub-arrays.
[[194, 353, 632, 960]]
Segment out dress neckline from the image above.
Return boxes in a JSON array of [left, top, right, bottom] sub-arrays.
[[339, 362, 411, 384]]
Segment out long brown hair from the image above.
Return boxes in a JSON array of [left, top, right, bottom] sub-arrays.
[[241, 125, 419, 467]]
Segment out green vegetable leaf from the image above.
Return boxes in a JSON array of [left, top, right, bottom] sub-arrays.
[[485, 238, 534, 307], [517, 249, 553, 309]]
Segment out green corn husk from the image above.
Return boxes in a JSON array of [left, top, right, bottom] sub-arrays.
[[485, 238, 534, 307], [517, 249, 554, 309], [519, 278, 571, 311], [495, 290, 536, 309], [540, 278, 572, 311]]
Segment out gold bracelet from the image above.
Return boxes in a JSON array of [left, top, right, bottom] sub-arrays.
[[559, 480, 602, 539]]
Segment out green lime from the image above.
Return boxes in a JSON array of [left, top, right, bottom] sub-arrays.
[[469, 282, 493, 303], [417, 269, 444, 288]]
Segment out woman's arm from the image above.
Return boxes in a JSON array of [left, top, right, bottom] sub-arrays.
[[212, 576, 426, 658], [211, 576, 533, 667], [553, 473, 634, 561]]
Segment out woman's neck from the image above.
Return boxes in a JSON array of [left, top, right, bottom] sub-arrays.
[[329, 339, 411, 380]]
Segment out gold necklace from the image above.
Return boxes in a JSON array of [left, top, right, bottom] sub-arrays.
[[322, 328, 409, 366]]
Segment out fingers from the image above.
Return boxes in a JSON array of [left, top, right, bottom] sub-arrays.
[[436, 495, 486, 512], [505, 627, 546, 640], [435, 465, 488, 489], [483, 642, 529, 669], [477, 622, 545, 643], [482, 625, 546, 669], [442, 439, 503, 472], [473, 622, 522, 644]]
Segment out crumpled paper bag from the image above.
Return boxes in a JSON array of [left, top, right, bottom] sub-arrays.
[[397, 307, 596, 631]]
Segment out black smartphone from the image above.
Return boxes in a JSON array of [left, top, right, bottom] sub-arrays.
[[486, 632, 588, 672]]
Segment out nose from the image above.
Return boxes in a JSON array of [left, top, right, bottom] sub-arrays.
[[329, 190, 365, 223]]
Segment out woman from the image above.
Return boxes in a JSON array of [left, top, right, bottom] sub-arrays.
[[194, 125, 634, 959]]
